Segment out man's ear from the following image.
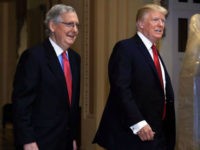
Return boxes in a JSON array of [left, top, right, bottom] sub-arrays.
[[49, 21, 56, 33], [138, 21, 144, 29]]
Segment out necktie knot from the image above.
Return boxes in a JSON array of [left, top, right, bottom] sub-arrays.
[[62, 52, 68, 61], [152, 44, 158, 55], [152, 44, 156, 49]]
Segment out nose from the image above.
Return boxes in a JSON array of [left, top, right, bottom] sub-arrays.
[[72, 23, 79, 32], [159, 19, 165, 26], [73, 25, 79, 33]]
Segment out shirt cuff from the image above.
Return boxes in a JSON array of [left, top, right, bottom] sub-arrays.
[[130, 120, 147, 135]]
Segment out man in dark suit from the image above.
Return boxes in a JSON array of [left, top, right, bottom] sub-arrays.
[[93, 4, 175, 150], [12, 4, 80, 150]]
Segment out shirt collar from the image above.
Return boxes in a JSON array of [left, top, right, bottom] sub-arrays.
[[137, 31, 154, 51], [49, 37, 68, 56]]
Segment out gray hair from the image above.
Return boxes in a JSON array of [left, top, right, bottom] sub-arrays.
[[44, 4, 76, 36]]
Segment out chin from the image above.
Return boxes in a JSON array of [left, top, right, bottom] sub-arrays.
[[156, 35, 163, 39], [67, 40, 75, 45]]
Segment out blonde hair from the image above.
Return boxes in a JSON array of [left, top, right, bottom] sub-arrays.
[[136, 4, 168, 22]]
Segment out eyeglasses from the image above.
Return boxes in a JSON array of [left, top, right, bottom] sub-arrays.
[[59, 21, 80, 29]]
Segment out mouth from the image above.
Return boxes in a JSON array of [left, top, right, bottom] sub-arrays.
[[155, 29, 163, 33], [67, 34, 77, 39]]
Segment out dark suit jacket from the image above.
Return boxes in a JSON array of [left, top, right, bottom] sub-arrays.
[[93, 34, 175, 150], [12, 39, 81, 150]]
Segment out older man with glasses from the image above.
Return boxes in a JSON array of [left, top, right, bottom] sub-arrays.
[[12, 4, 81, 150]]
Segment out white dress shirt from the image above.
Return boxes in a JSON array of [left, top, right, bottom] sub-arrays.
[[49, 37, 69, 69]]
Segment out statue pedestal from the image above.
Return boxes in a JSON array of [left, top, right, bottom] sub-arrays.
[[177, 76, 200, 149]]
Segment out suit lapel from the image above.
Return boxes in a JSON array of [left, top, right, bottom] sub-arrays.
[[134, 35, 163, 87], [43, 39, 67, 90]]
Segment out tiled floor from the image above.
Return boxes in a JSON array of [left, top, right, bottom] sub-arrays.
[[0, 125, 15, 150]]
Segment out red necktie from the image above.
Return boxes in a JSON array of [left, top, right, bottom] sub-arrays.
[[152, 44, 166, 119], [62, 52, 72, 105]]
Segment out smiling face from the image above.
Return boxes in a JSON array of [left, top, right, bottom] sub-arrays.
[[49, 12, 79, 50], [138, 10, 166, 43]]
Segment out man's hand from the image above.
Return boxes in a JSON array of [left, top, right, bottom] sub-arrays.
[[137, 124, 155, 141], [24, 142, 39, 150]]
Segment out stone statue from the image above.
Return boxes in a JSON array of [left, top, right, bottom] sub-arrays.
[[177, 14, 200, 150]]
